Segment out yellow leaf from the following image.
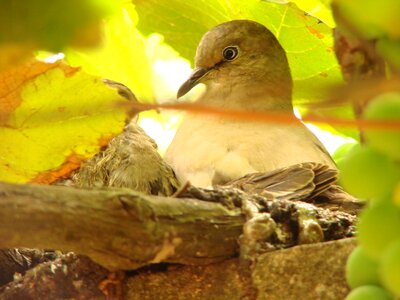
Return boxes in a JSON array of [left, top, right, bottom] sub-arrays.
[[0, 60, 130, 183]]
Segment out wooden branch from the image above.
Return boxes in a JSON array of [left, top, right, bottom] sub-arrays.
[[0, 180, 357, 273], [0, 182, 244, 270]]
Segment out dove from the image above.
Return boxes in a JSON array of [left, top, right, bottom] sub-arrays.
[[165, 20, 336, 187]]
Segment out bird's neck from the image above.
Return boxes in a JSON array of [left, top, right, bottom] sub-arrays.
[[198, 80, 293, 112]]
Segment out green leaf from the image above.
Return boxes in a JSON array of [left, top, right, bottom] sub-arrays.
[[65, 4, 155, 102], [266, 0, 335, 27]]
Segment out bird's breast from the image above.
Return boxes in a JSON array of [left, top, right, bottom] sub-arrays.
[[165, 115, 335, 187]]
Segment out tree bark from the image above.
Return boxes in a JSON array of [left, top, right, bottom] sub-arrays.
[[0, 182, 244, 270]]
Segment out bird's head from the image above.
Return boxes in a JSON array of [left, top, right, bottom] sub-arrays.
[[177, 20, 293, 103]]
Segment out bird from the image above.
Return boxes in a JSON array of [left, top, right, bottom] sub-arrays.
[[165, 20, 336, 188], [72, 80, 180, 196]]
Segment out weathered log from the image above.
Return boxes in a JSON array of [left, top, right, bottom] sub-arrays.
[[0, 181, 358, 271], [0, 182, 244, 270]]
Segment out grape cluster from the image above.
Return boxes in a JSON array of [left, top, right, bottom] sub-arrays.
[[338, 93, 400, 299]]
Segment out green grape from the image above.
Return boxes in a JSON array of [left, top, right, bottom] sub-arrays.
[[338, 145, 400, 199], [345, 285, 393, 300], [358, 201, 400, 259], [380, 239, 400, 297], [364, 93, 400, 161], [346, 246, 380, 288]]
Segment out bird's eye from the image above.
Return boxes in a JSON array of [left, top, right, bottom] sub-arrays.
[[222, 46, 239, 61]]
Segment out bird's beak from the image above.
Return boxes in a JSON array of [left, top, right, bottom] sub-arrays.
[[177, 66, 210, 98]]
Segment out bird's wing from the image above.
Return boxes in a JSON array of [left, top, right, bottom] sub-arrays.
[[222, 162, 338, 201]]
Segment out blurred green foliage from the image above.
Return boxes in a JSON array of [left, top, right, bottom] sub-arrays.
[[65, 6, 155, 102], [334, 0, 400, 72], [1, 0, 118, 50]]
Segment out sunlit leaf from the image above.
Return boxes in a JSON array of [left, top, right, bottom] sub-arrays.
[[0, 60, 130, 183], [65, 4, 154, 103], [264, 0, 334, 27]]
